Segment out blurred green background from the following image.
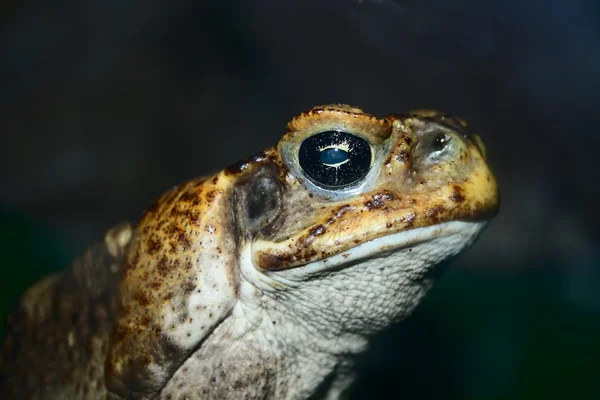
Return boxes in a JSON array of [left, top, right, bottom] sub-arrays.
[[1, 0, 599, 399], [0, 209, 74, 333]]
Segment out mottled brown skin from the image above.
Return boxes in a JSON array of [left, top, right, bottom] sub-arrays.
[[0, 223, 131, 399], [106, 177, 241, 397], [0, 105, 499, 399]]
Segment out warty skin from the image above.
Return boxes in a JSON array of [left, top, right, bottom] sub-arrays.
[[0, 104, 499, 399]]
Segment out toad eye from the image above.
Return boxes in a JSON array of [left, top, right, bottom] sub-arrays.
[[299, 131, 372, 188]]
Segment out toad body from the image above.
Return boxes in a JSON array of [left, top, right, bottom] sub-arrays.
[[0, 105, 499, 399]]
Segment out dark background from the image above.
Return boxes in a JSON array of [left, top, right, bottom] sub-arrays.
[[1, 0, 599, 398]]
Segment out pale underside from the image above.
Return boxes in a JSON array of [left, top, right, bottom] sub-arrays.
[[158, 220, 487, 399]]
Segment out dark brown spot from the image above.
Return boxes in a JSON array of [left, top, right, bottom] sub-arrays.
[[146, 237, 162, 255], [309, 225, 326, 237], [206, 190, 217, 203], [182, 281, 196, 294], [183, 209, 200, 224], [150, 280, 162, 290], [133, 290, 150, 307], [179, 190, 197, 203], [450, 185, 466, 203], [256, 251, 294, 270], [176, 231, 192, 250], [169, 206, 180, 218], [157, 256, 170, 277], [303, 249, 318, 261], [384, 153, 393, 166], [426, 205, 446, 223]]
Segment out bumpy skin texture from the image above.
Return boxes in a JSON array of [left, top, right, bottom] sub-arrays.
[[0, 105, 499, 399]]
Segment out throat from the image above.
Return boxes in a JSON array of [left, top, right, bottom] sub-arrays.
[[158, 304, 352, 400]]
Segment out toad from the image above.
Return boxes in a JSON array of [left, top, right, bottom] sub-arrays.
[[0, 105, 499, 399]]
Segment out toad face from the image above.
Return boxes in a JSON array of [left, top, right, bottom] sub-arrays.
[[1, 105, 499, 400]]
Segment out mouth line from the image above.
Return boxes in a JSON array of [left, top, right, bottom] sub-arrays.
[[257, 220, 487, 277], [254, 193, 496, 271]]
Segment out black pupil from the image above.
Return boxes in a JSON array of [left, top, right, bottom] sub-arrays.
[[298, 131, 371, 188], [433, 133, 450, 151]]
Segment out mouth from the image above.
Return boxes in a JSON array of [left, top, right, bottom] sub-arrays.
[[253, 220, 488, 280]]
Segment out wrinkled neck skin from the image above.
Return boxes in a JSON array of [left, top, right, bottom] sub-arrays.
[[159, 216, 486, 400]]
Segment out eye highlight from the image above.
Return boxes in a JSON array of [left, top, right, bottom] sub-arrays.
[[432, 133, 451, 151], [319, 147, 349, 167], [299, 131, 372, 189]]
